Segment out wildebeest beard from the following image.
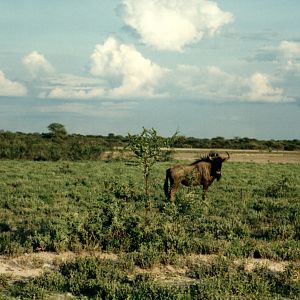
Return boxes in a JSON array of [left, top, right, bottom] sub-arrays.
[[215, 173, 222, 181]]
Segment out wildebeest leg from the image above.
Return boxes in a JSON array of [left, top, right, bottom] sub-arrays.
[[164, 169, 172, 200], [170, 183, 179, 202], [164, 171, 175, 201], [202, 184, 209, 200]]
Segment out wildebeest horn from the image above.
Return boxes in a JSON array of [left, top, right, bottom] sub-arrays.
[[208, 153, 214, 161], [222, 151, 230, 161]]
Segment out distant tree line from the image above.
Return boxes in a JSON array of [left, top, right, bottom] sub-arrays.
[[173, 135, 300, 151], [0, 123, 124, 161], [0, 123, 299, 161]]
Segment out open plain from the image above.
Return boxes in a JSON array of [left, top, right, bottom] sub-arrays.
[[0, 151, 299, 298]]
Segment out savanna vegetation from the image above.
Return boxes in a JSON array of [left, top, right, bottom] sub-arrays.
[[0, 123, 299, 162], [0, 156, 299, 299]]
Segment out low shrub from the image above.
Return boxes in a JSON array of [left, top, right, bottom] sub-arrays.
[[8, 257, 300, 299]]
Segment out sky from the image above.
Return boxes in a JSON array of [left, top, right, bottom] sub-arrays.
[[0, 0, 300, 139]]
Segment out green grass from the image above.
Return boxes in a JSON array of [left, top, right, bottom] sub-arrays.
[[0, 159, 299, 298]]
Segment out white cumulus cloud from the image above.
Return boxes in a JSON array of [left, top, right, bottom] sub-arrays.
[[22, 51, 55, 76], [39, 73, 106, 100], [172, 65, 292, 103], [278, 41, 300, 59], [121, 0, 233, 51], [278, 41, 300, 74], [247, 73, 286, 103], [90, 36, 167, 97], [0, 70, 27, 97]]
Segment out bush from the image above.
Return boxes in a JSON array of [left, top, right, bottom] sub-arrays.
[[8, 257, 300, 299], [265, 176, 296, 198]]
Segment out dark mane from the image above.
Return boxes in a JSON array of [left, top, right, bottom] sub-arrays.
[[190, 152, 220, 165], [190, 158, 206, 165]]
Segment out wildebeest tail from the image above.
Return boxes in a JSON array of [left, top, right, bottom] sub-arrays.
[[164, 168, 171, 198]]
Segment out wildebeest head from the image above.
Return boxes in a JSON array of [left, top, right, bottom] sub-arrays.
[[208, 152, 230, 181]]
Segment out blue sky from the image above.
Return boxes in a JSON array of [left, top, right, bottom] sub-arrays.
[[0, 0, 299, 139]]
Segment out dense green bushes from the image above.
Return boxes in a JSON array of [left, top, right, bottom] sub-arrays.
[[0, 130, 112, 161]]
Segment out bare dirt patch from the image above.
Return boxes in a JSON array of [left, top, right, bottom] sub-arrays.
[[0, 251, 291, 282], [0, 252, 117, 279], [171, 149, 300, 164]]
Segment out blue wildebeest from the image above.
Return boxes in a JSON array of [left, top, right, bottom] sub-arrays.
[[164, 152, 230, 201]]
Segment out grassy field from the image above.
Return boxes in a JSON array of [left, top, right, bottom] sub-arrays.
[[0, 155, 299, 299]]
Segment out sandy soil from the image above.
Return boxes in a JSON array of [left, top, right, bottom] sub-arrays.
[[0, 251, 117, 279], [0, 251, 290, 282], [171, 149, 300, 164]]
